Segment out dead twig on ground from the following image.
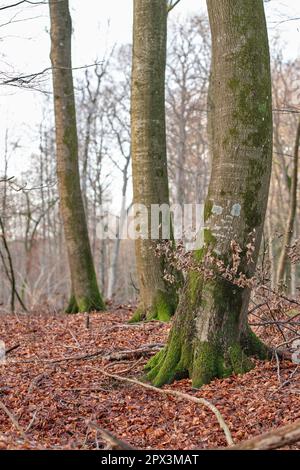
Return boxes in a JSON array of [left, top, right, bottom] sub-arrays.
[[228, 419, 300, 450], [95, 366, 234, 446], [275, 365, 299, 394], [274, 351, 281, 383], [5, 344, 20, 355], [47, 343, 164, 364], [87, 421, 135, 450], [103, 344, 163, 361], [0, 400, 29, 441], [25, 407, 39, 432]]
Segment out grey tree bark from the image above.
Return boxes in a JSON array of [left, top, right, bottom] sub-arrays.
[[49, 0, 105, 313], [130, 0, 178, 322], [146, 0, 273, 387]]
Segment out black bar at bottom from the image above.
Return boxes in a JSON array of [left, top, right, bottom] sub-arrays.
[[0, 449, 297, 466]]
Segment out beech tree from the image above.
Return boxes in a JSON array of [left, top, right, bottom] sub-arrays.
[[146, 0, 273, 387], [130, 0, 178, 322], [49, 0, 105, 313]]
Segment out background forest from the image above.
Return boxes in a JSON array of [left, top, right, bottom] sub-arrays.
[[0, 8, 299, 311], [0, 0, 300, 453]]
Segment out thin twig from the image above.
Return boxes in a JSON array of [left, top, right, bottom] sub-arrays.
[[5, 344, 20, 355], [167, 0, 181, 13], [48, 343, 163, 364], [278, 365, 299, 391], [274, 351, 281, 383], [87, 421, 135, 450], [25, 408, 39, 432]]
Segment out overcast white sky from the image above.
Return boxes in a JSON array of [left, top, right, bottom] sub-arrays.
[[0, 0, 300, 178]]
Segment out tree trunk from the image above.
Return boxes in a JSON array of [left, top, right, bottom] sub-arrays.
[[276, 119, 300, 288], [146, 0, 273, 387], [130, 0, 178, 322], [266, 213, 276, 290], [290, 222, 298, 297], [107, 195, 127, 300], [49, 0, 104, 313]]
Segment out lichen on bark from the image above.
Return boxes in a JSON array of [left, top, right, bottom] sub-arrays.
[[146, 0, 273, 387], [49, 0, 105, 313], [129, 0, 179, 322]]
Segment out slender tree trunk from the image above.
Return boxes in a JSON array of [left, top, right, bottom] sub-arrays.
[[146, 0, 273, 387], [266, 213, 276, 290], [276, 119, 300, 288], [175, 104, 187, 206], [81, 110, 92, 214], [107, 193, 127, 300], [290, 219, 298, 296], [130, 0, 178, 322], [0, 216, 27, 312], [291, 256, 297, 297], [49, 0, 104, 313]]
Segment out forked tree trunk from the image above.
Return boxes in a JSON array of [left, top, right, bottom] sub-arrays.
[[49, 0, 104, 313], [130, 0, 178, 322], [146, 0, 273, 387]]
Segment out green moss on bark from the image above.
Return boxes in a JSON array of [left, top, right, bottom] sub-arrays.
[[128, 307, 144, 323], [129, 289, 176, 323], [66, 286, 105, 314], [227, 343, 253, 374], [146, 334, 255, 389], [241, 326, 270, 359], [192, 342, 223, 387], [145, 274, 264, 388], [76, 292, 105, 313], [145, 329, 190, 386], [145, 0, 272, 390], [65, 294, 79, 314]]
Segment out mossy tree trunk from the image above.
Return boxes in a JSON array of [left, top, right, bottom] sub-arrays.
[[130, 0, 177, 322], [146, 0, 273, 387], [49, 0, 105, 313]]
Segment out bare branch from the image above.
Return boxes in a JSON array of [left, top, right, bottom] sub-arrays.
[[0, 1, 46, 11], [0, 62, 103, 88], [229, 419, 300, 450], [167, 0, 182, 13]]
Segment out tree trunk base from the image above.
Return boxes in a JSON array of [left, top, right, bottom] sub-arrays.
[[65, 295, 79, 314], [65, 291, 105, 314], [128, 290, 176, 323], [145, 328, 269, 388]]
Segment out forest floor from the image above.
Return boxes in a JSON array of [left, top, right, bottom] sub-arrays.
[[0, 306, 299, 450]]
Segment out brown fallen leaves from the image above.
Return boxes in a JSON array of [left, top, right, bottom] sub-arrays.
[[0, 307, 299, 450]]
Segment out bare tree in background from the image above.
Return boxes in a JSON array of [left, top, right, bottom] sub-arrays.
[[103, 45, 132, 300], [277, 119, 300, 287], [166, 15, 211, 206]]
